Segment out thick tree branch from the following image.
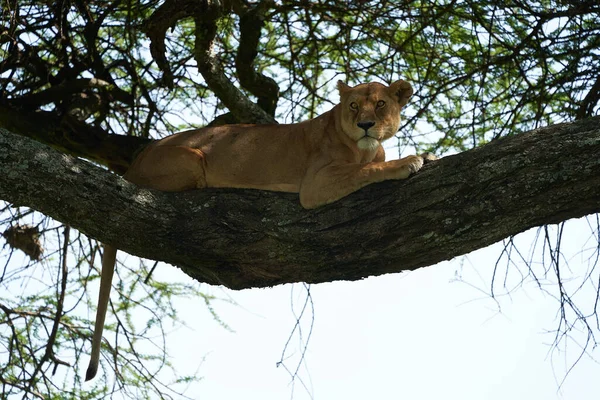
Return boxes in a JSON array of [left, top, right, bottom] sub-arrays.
[[1, 117, 599, 290], [0, 104, 150, 173], [7, 78, 133, 109], [577, 74, 600, 120]]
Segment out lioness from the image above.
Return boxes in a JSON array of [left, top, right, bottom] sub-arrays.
[[86, 79, 436, 380]]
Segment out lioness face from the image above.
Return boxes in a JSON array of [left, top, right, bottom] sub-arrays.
[[338, 80, 413, 151]]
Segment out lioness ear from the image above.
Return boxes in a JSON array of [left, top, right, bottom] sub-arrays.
[[337, 80, 351, 94], [389, 80, 413, 107]]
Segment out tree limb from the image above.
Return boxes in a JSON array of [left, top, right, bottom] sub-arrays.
[[235, 1, 280, 116], [1, 117, 599, 290], [0, 104, 150, 173], [142, 0, 206, 87], [577, 74, 600, 120], [7, 78, 133, 109]]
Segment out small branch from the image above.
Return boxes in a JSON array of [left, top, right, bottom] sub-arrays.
[[235, 1, 280, 116], [142, 0, 205, 88], [35, 226, 71, 378], [0, 379, 45, 400], [7, 78, 134, 108], [576, 74, 600, 120]]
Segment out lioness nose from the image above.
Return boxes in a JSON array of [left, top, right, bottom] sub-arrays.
[[357, 121, 375, 132]]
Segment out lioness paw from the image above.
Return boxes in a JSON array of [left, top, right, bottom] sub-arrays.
[[420, 152, 437, 163], [406, 154, 424, 174], [385, 155, 423, 180]]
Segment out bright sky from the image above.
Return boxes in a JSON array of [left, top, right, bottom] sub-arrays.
[[148, 203, 600, 400], [5, 215, 598, 399]]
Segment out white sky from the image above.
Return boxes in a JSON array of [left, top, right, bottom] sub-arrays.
[[144, 207, 600, 400]]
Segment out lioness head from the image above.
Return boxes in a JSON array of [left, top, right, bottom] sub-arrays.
[[337, 80, 413, 151]]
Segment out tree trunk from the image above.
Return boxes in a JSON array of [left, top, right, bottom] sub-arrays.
[[1, 117, 599, 290]]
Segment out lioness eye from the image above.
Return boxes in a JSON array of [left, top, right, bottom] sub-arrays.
[[376, 100, 386, 108], [350, 102, 358, 110]]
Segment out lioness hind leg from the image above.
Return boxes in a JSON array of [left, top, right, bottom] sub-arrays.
[[124, 145, 207, 191]]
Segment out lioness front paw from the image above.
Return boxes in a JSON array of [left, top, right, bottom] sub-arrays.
[[385, 155, 423, 180], [420, 152, 437, 164], [406, 154, 424, 174]]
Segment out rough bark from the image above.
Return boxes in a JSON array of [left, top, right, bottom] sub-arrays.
[[1, 117, 599, 290]]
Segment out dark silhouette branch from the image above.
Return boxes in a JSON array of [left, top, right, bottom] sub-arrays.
[[577, 74, 600, 120], [235, 1, 280, 116], [7, 78, 133, 109], [142, 0, 206, 87], [1, 117, 599, 290], [0, 104, 150, 173]]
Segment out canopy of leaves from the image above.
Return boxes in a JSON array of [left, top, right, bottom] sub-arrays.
[[2, 0, 599, 156], [0, 0, 599, 398]]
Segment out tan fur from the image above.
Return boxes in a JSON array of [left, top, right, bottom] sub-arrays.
[[85, 245, 116, 381], [85, 80, 436, 380]]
